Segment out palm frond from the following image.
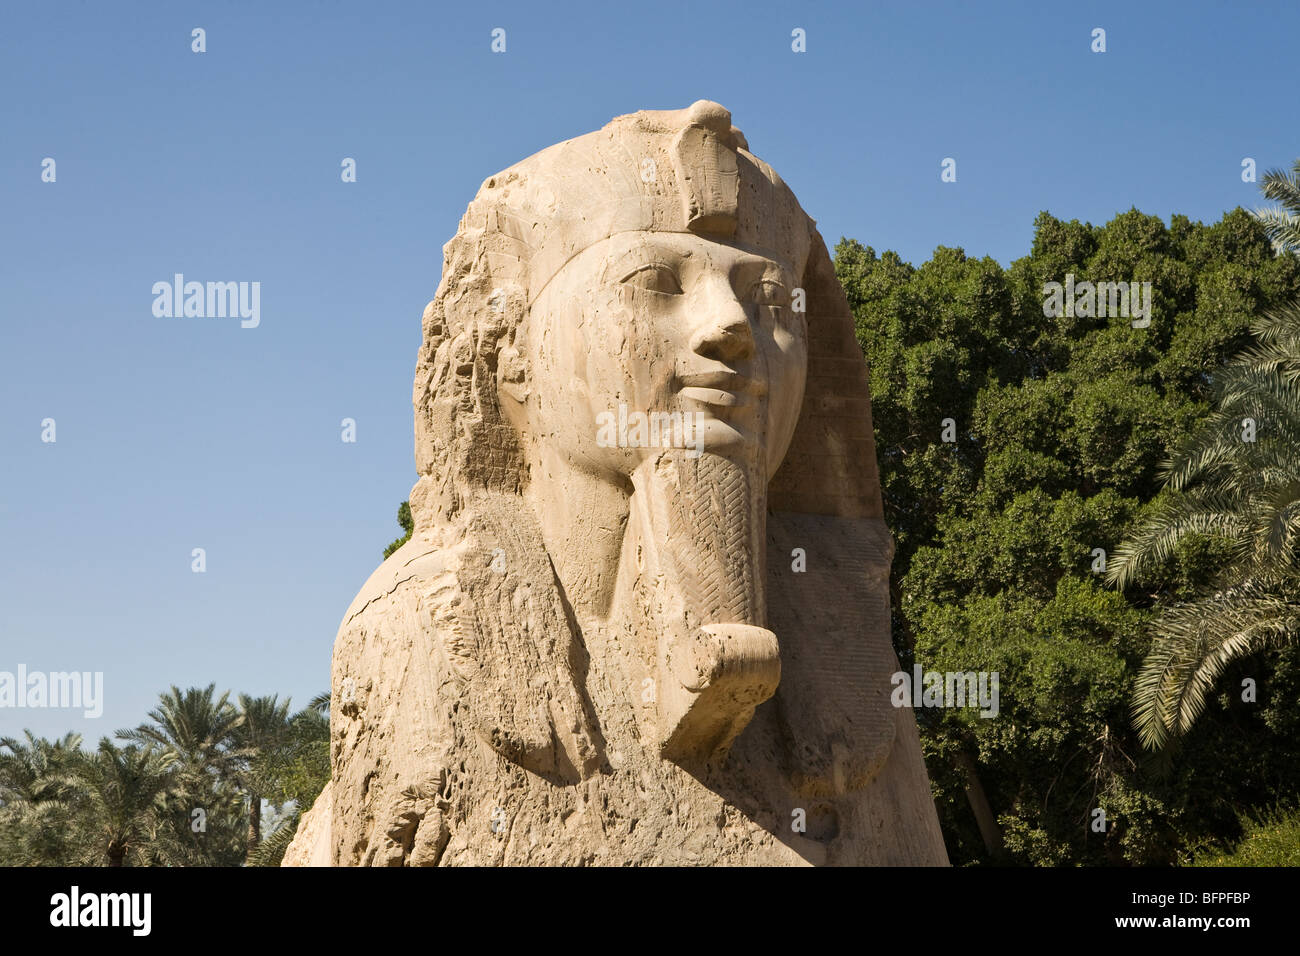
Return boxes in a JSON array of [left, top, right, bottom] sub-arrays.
[[1106, 491, 1249, 589], [1132, 584, 1300, 748], [247, 813, 301, 867]]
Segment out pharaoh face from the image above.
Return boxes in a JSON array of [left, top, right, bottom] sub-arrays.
[[510, 229, 809, 481]]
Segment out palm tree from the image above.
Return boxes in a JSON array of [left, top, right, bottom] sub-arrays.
[[232, 693, 292, 860], [67, 739, 175, 866], [246, 806, 305, 867], [1254, 158, 1300, 254], [0, 730, 81, 803], [1108, 301, 1300, 748], [118, 684, 243, 784], [245, 695, 331, 867], [118, 684, 245, 865], [0, 732, 83, 865]]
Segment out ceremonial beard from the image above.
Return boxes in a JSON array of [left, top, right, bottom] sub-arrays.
[[631, 445, 767, 629], [624, 443, 780, 763]]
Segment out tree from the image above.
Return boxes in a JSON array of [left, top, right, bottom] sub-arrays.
[[232, 693, 292, 861], [836, 205, 1300, 865], [1255, 158, 1300, 254], [66, 739, 175, 867], [0, 732, 83, 866], [1190, 804, 1300, 866], [1109, 302, 1300, 748], [118, 684, 246, 865], [3, 687, 332, 867], [119, 684, 243, 781], [383, 501, 414, 559], [245, 695, 331, 867]]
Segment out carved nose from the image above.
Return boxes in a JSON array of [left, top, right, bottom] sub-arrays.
[[689, 299, 754, 364]]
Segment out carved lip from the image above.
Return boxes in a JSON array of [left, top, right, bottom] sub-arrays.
[[675, 370, 765, 407]]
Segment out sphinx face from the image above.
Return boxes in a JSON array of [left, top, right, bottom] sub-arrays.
[[516, 230, 808, 481]]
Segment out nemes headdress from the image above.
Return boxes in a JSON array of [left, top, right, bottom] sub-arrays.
[[468, 100, 809, 302]]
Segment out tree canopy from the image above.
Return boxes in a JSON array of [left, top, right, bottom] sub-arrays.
[[835, 206, 1300, 865]]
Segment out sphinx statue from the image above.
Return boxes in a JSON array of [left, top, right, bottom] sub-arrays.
[[284, 101, 949, 866]]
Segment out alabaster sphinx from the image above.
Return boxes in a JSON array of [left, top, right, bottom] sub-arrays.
[[285, 101, 949, 866]]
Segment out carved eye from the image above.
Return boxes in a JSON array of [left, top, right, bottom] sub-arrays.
[[751, 279, 789, 307], [620, 263, 682, 295]]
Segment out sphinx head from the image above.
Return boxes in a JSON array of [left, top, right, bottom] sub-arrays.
[[413, 100, 816, 508], [410, 102, 874, 765]]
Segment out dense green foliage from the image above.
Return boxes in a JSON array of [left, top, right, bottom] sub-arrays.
[[383, 501, 414, 559], [0, 687, 330, 867], [835, 206, 1300, 865], [1189, 804, 1300, 866]]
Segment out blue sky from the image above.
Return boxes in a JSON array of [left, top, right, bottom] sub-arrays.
[[1, 0, 1296, 741]]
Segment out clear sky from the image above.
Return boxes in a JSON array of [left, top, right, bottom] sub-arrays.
[[2, 0, 1296, 741]]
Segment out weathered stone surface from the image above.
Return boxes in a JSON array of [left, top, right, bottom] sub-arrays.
[[281, 780, 332, 867], [286, 101, 949, 866]]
